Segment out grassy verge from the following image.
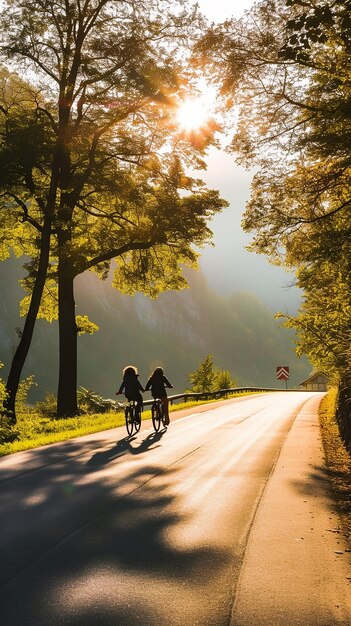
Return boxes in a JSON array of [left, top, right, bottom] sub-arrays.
[[318, 388, 351, 545], [0, 394, 248, 457]]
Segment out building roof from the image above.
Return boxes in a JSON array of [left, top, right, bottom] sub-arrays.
[[299, 371, 329, 386]]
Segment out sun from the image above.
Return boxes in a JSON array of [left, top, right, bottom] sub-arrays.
[[176, 97, 210, 132]]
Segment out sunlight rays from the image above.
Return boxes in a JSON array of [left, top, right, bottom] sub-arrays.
[[176, 96, 211, 132]]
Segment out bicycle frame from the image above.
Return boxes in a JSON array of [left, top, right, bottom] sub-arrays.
[[151, 398, 166, 432], [124, 400, 141, 436]]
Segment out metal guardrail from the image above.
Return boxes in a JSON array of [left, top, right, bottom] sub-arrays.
[[161, 386, 307, 406], [111, 386, 307, 411]]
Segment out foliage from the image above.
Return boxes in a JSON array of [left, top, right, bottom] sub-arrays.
[[281, 0, 351, 62], [0, 362, 18, 443], [0, 369, 34, 442], [0, 0, 228, 417], [0, 416, 20, 444], [189, 354, 216, 393], [16, 374, 37, 415], [214, 368, 236, 390], [77, 386, 115, 413], [0, 408, 125, 456], [276, 255, 351, 382], [76, 316, 99, 336], [0, 362, 6, 411], [319, 387, 351, 543], [189, 354, 236, 393], [34, 393, 58, 419], [197, 0, 351, 383]]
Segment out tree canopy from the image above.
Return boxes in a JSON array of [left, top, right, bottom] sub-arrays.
[[189, 354, 235, 393], [0, 0, 228, 418], [197, 0, 351, 383]]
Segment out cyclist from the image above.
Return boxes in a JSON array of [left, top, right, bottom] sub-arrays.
[[145, 367, 173, 425], [116, 365, 144, 414]]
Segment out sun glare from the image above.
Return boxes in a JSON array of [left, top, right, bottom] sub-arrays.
[[176, 97, 210, 132]]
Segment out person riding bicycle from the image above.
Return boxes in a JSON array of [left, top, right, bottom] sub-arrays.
[[145, 367, 173, 425], [116, 365, 144, 414]]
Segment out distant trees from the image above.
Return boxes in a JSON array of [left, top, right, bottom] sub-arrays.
[[197, 0, 351, 384], [189, 354, 216, 393], [215, 368, 235, 391], [0, 0, 227, 420], [189, 354, 236, 393]]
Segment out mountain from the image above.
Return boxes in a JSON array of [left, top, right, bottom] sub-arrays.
[[0, 258, 310, 402]]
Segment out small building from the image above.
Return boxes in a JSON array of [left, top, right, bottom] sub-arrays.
[[299, 371, 329, 392]]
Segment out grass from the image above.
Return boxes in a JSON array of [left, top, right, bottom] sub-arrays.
[[318, 388, 351, 546], [0, 394, 247, 457]]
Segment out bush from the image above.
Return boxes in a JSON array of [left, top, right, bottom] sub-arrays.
[[77, 386, 115, 414], [189, 355, 236, 393], [34, 392, 58, 418], [0, 415, 20, 444], [214, 369, 236, 390], [16, 375, 37, 417]]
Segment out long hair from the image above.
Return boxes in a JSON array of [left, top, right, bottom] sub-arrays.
[[150, 367, 163, 380], [123, 365, 138, 378]]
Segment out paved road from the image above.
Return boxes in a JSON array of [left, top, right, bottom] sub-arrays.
[[0, 392, 350, 625]]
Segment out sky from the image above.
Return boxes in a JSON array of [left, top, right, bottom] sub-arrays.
[[191, 0, 301, 313]]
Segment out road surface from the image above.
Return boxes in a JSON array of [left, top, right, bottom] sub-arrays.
[[0, 391, 350, 625]]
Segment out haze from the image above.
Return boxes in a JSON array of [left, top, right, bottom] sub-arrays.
[[194, 0, 301, 313]]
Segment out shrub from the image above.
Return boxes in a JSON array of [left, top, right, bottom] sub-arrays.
[[34, 393, 58, 418], [77, 386, 114, 414]]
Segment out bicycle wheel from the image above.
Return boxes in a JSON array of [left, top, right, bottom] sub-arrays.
[[125, 406, 134, 436], [152, 402, 161, 432]]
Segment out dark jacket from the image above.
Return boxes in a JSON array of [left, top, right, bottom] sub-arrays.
[[118, 375, 144, 401], [145, 374, 172, 399]]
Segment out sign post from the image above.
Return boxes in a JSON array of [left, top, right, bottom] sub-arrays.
[[276, 365, 290, 389]]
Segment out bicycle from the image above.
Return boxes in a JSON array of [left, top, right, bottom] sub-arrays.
[[151, 398, 167, 432], [124, 400, 141, 436]]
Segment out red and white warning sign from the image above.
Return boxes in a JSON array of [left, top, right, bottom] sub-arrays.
[[276, 366, 289, 381]]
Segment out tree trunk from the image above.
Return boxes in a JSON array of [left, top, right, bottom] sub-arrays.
[[4, 221, 52, 423], [57, 267, 78, 417]]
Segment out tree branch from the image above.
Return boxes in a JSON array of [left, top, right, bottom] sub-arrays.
[[1, 192, 43, 232], [81, 238, 158, 273]]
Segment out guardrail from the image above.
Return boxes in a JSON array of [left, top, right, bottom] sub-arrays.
[[111, 386, 306, 411], [163, 386, 308, 406], [144, 387, 267, 407]]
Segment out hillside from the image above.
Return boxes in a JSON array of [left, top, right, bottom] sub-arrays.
[[0, 258, 310, 401]]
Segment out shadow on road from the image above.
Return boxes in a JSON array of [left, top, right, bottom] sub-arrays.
[[291, 463, 351, 523], [128, 429, 167, 455], [87, 429, 167, 467], [0, 441, 228, 626], [87, 436, 134, 467]]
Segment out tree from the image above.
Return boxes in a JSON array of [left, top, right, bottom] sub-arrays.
[[0, 0, 227, 419], [196, 0, 351, 382], [189, 354, 216, 393], [0, 65, 58, 422], [214, 368, 235, 390], [189, 355, 235, 392]]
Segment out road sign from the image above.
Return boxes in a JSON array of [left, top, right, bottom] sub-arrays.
[[276, 366, 289, 381]]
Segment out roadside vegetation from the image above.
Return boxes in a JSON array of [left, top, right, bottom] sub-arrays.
[[198, 0, 351, 397], [188, 354, 236, 393], [319, 388, 351, 545], [0, 0, 228, 423]]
